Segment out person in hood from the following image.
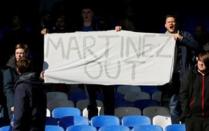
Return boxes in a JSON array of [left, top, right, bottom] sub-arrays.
[[13, 58, 46, 131], [180, 51, 209, 131], [2, 43, 29, 121]]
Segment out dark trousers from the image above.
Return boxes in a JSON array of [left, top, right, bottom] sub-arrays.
[[86, 85, 115, 119], [170, 72, 182, 123], [185, 116, 209, 131]]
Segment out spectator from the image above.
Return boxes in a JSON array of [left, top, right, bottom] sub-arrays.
[[77, 6, 114, 119], [13, 58, 46, 131], [193, 24, 209, 51], [41, 13, 73, 34], [180, 51, 209, 131], [164, 14, 201, 123], [2, 43, 29, 121]]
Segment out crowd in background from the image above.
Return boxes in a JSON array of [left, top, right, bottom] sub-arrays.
[[0, 0, 209, 67]]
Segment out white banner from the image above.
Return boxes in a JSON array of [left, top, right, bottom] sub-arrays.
[[43, 30, 175, 85]]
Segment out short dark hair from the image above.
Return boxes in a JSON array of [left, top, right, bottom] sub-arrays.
[[165, 14, 180, 29], [16, 58, 31, 73], [165, 14, 177, 22], [198, 51, 209, 68], [15, 43, 29, 55]]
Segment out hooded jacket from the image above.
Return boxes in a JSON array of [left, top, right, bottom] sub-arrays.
[[13, 72, 46, 131], [180, 68, 209, 118]]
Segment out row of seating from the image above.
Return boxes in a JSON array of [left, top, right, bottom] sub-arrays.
[[47, 85, 162, 109], [46, 114, 172, 130], [47, 124, 185, 131], [66, 85, 160, 102], [117, 85, 161, 101], [45, 106, 171, 130], [0, 124, 186, 131], [47, 91, 161, 108], [47, 105, 170, 120], [47, 98, 163, 114]]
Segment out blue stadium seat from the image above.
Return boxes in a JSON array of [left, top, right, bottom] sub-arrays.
[[132, 125, 163, 131], [68, 90, 87, 103], [121, 115, 151, 128], [114, 107, 141, 118], [45, 125, 64, 131], [52, 107, 81, 119], [0, 126, 11, 131], [66, 125, 96, 131], [134, 99, 160, 110], [90, 115, 120, 128], [165, 124, 186, 131], [98, 125, 130, 131], [59, 116, 89, 129], [140, 86, 159, 96]]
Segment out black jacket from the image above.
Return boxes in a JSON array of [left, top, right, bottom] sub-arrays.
[[174, 31, 201, 74], [167, 30, 201, 94], [13, 72, 46, 131], [180, 68, 209, 118], [2, 56, 18, 119]]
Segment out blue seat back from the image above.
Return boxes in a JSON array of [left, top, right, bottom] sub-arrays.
[[52, 107, 81, 118], [132, 125, 163, 131], [91, 115, 120, 128], [99, 125, 130, 131], [165, 124, 186, 131], [59, 116, 89, 129], [0, 126, 11, 131], [66, 125, 96, 131], [134, 100, 160, 110], [45, 125, 64, 131], [122, 115, 151, 128]]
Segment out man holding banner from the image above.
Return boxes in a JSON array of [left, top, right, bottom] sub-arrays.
[[76, 6, 115, 118], [164, 14, 201, 123]]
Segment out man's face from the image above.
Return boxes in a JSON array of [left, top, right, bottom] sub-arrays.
[[15, 48, 25, 61], [82, 8, 93, 21], [56, 16, 65, 28], [165, 17, 176, 33]]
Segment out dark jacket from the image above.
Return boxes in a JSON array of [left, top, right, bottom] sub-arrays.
[[174, 31, 201, 74], [168, 30, 201, 94], [1, 68, 11, 124], [2, 56, 18, 119], [76, 17, 109, 32], [180, 68, 209, 119], [13, 72, 46, 131]]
